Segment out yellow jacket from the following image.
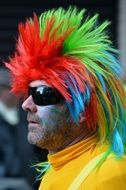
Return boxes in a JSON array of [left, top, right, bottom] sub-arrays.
[[39, 134, 126, 190]]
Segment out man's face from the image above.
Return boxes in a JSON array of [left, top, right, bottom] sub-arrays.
[[22, 80, 77, 152]]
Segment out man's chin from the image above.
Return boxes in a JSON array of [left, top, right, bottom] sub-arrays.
[[27, 132, 42, 145]]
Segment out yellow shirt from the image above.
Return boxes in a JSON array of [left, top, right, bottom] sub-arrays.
[[39, 134, 126, 190]]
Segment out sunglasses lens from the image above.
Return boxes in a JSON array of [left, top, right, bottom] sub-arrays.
[[28, 86, 64, 106]]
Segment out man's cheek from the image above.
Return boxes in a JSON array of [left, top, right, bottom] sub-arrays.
[[37, 105, 69, 127], [37, 106, 50, 118]]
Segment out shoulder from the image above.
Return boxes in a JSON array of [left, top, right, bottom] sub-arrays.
[[98, 155, 126, 176], [80, 154, 126, 190], [95, 155, 126, 189]]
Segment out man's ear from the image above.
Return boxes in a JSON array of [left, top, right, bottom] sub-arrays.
[[79, 112, 85, 124]]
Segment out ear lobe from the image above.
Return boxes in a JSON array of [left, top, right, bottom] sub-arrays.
[[79, 112, 85, 124]]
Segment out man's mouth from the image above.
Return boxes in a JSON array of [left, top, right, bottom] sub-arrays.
[[28, 120, 39, 130], [28, 121, 38, 124], [27, 114, 39, 125]]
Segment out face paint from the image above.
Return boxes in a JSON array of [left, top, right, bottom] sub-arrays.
[[27, 103, 74, 150], [23, 80, 78, 152]]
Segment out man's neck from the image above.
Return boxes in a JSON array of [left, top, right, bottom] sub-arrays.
[[49, 130, 96, 154]]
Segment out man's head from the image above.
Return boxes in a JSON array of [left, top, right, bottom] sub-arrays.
[[22, 79, 92, 153], [5, 7, 126, 156]]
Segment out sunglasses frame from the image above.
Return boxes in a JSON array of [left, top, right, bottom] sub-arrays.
[[28, 85, 64, 106]]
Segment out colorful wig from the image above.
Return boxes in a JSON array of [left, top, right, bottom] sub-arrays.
[[6, 7, 126, 157]]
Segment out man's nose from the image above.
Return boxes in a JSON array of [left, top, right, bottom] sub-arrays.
[[22, 96, 37, 112]]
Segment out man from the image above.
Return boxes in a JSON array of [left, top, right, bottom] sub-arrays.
[[6, 7, 126, 190]]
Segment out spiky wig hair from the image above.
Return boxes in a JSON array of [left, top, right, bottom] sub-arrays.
[[6, 7, 126, 157]]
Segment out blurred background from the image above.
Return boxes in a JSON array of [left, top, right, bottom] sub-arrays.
[[0, 0, 125, 190]]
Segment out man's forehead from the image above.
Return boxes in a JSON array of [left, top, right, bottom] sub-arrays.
[[29, 80, 51, 87]]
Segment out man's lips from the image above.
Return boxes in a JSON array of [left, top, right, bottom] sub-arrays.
[[27, 120, 38, 124], [28, 121, 38, 124], [28, 120, 39, 129]]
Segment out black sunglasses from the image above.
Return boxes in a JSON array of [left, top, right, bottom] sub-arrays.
[[28, 85, 64, 106]]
